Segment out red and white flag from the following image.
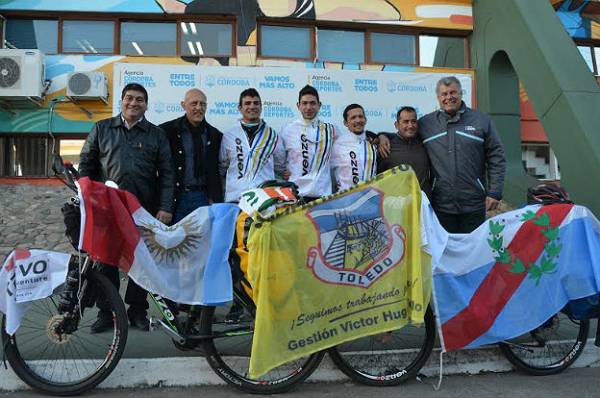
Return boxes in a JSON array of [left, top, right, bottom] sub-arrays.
[[77, 177, 239, 305], [0, 248, 70, 334]]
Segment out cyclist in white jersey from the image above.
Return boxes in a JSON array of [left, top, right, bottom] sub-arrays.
[[332, 104, 377, 191], [279, 85, 342, 201], [219, 88, 285, 202]]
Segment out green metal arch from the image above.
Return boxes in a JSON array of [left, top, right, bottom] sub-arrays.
[[471, 0, 600, 213]]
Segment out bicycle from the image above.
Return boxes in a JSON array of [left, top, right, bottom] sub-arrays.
[[1, 157, 129, 396], [498, 308, 590, 375], [236, 182, 437, 387], [1, 155, 324, 395], [327, 303, 589, 386]]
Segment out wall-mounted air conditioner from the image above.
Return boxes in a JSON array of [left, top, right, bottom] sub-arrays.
[[0, 49, 44, 99], [67, 71, 108, 103]]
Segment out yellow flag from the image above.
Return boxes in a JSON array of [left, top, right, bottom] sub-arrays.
[[247, 167, 431, 378]]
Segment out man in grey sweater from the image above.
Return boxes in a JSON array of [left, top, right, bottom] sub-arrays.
[[418, 76, 506, 233]]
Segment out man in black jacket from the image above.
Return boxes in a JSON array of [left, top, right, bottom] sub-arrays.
[[419, 76, 506, 233], [160, 88, 223, 223], [79, 83, 175, 332]]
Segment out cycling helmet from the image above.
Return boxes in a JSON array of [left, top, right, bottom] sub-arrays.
[[526, 183, 573, 205]]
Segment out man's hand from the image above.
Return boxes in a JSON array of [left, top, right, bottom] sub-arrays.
[[377, 134, 391, 158], [486, 197, 500, 211], [156, 210, 173, 224]]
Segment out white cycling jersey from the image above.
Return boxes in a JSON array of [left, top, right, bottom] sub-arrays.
[[279, 118, 341, 198], [219, 120, 285, 202], [332, 129, 377, 191]]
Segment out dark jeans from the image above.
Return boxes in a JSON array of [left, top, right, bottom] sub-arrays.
[[97, 264, 149, 314], [165, 190, 210, 312], [435, 209, 486, 234], [174, 190, 210, 223]]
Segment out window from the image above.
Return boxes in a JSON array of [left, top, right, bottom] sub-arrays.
[[522, 144, 560, 181], [370, 32, 415, 65], [0, 136, 49, 177], [419, 35, 467, 68], [62, 20, 115, 54], [59, 139, 85, 171], [4, 19, 58, 54], [318, 29, 364, 63], [259, 21, 467, 67], [259, 25, 312, 59], [180, 22, 233, 57], [0, 136, 8, 176], [578, 45, 594, 73], [594, 47, 600, 76], [120, 22, 176, 56]]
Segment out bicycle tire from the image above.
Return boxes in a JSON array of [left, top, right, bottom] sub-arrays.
[[199, 303, 325, 394], [499, 311, 589, 376], [2, 268, 128, 395], [328, 306, 435, 386]]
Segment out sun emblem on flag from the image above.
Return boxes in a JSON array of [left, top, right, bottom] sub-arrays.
[[306, 188, 406, 288], [138, 217, 203, 263]]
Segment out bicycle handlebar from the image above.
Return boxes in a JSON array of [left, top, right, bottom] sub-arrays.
[[52, 153, 78, 193]]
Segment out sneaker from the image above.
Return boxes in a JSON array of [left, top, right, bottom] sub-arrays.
[[90, 311, 113, 334]]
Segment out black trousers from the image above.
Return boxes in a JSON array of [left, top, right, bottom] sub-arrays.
[[97, 263, 149, 313], [435, 209, 486, 234]]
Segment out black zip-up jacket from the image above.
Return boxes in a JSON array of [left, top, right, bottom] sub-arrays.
[[160, 116, 224, 204], [418, 102, 506, 214], [79, 115, 175, 214]]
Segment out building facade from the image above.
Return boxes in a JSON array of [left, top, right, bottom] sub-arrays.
[[0, 0, 597, 181]]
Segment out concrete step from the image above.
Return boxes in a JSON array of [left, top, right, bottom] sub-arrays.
[[2, 340, 600, 391]]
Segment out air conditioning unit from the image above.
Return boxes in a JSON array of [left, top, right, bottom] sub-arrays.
[[0, 49, 45, 99], [67, 71, 108, 102]]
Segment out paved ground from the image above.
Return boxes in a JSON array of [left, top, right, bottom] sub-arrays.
[[3, 367, 600, 398], [0, 184, 74, 261]]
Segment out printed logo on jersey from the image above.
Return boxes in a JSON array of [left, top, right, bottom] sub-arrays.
[[300, 123, 334, 177], [349, 151, 360, 185], [235, 138, 244, 178], [301, 134, 310, 176]]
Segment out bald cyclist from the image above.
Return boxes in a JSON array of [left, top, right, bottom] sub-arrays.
[[160, 88, 224, 222]]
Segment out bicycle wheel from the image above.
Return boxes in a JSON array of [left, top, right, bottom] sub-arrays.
[[499, 311, 589, 376], [1, 268, 128, 395], [328, 306, 435, 386], [199, 302, 325, 394]]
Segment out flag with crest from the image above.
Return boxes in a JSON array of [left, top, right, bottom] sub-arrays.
[[77, 177, 239, 305], [247, 167, 431, 377], [430, 203, 600, 352]]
